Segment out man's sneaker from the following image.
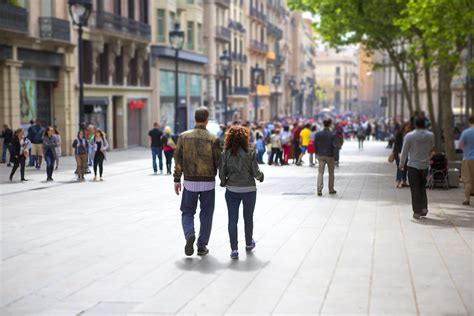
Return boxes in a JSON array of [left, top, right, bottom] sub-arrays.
[[317, 191, 322, 196], [245, 240, 256, 252], [230, 250, 239, 259], [462, 201, 470, 206], [329, 190, 337, 195], [184, 234, 195, 256], [421, 209, 429, 216], [197, 246, 209, 256], [413, 213, 421, 219]]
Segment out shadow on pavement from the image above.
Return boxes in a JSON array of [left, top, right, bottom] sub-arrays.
[[175, 252, 269, 274], [415, 211, 474, 229]]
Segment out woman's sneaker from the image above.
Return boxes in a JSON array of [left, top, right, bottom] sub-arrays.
[[230, 250, 239, 259], [245, 240, 256, 252]]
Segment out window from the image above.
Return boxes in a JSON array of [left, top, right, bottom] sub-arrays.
[[197, 23, 202, 52], [142, 58, 150, 86], [234, 69, 238, 86], [169, 12, 175, 31], [335, 78, 341, 86], [335, 66, 341, 76], [335, 91, 341, 105], [157, 9, 165, 43], [41, 0, 52, 16], [83, 40, 93, 84], [114, 0, 122, 15], [240, 69, 243, 86], [187, 21, 194, 50], [128, 0, 135, 20], [141, 0, 149, 23], [128, 51, 138, 86], [114, 48, 124, 85], [97, 44, 109, 85]]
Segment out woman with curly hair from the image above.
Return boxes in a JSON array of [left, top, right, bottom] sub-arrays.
[[219, 126, 264, 259]]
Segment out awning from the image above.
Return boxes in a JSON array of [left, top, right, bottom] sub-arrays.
[[266, 51, 276, 60], [83, 97, 109, 106], [257, 85, 270, 96]]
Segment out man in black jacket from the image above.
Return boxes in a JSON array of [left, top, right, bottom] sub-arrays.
[[314, 119, 337, 196], [1, 124, 13, 166]]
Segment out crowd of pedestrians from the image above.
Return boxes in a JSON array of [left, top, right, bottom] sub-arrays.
[[2, 119, 109, 182]]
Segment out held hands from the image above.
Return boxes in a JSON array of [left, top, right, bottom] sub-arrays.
[[174, 182, 182, 195]]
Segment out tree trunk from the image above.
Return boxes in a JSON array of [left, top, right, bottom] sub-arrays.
[[423, 64, 440, 149], [388, 51, 414, 117], [439, 63, 456, 161], [412, 66, 421, 112]]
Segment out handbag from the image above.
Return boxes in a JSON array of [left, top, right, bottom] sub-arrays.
[[167, 137, 177, 150], [388, 152, 395, 163]]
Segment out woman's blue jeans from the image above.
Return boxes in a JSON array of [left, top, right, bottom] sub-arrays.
[[225, 190, 256, 251]]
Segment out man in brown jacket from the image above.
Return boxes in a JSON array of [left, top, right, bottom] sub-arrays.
[[174, 107, 221, 256]]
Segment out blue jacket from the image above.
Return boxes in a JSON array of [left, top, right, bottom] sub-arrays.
[[314, 128, 336, 157]]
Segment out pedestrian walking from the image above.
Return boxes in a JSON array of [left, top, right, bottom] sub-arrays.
[[458, 116, 474, 205], [256, 134, 265, 164], [334, 122, 344, 167], [149, 122, 164, 174], [268, 129, 282, 165], [162, 126, 176, 175], [280, 125, 291, 165], [26, 120, 35, 166], [30, 120, 45, 169], [9, 129, 29, 182], [308, 125, 317, 167], [297, 123, 311, 165], [53, 127, 61, 170], [72, 130, 88, 181], [399, 117, 434, 219], [173, 107, 221, 257], [1, 124, 13, 166], [219, 126, 264, 259], [393, 123, 411, 188], [86, 125, 95, 168], [357, 124, 366, 149], [315, 119, 337, 196], [91, 129, 108, 181], [43, 126, 58, 181], [292, 123, 302, 164]]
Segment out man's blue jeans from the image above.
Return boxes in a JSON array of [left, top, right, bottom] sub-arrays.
[[225, 190, 256, 251], [2, 143, 11, 163], [151, 146, 163, 172], [180, 188, 215, 248]]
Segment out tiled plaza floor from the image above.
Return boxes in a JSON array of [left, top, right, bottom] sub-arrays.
[[1, 141, 472, 315]]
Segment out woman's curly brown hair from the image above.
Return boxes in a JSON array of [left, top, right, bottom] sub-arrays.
[[224, 126, 249, 155]]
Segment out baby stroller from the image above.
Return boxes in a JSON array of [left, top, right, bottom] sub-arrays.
[[427, 152, 449, 190]]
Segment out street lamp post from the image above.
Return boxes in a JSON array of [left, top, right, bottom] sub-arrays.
[[220, 50, 231, 126], [169, 22, 185, 134], [272, 73, 281, 119], [299, 79, 306, 116], [288, 77, 296, 116], [252, 63, 263, 123], [68, 0, 92, 130]]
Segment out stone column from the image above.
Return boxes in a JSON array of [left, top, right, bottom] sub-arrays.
[[0, 59, 23, 129]]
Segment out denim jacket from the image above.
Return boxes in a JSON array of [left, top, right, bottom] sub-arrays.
[[219, 149, 264, 187], [173, 126, 222, 183]]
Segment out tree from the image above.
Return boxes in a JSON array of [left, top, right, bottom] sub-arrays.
[[397, 0, 474, 160], [289, 0, 415, 117]]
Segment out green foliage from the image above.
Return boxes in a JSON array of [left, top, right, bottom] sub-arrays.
[[1, 0, 22, 7]]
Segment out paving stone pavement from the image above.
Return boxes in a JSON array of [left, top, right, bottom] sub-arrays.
[[0, 141, 472, 316]]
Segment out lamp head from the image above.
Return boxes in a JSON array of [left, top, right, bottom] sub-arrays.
[[68, 0, 92, 27]]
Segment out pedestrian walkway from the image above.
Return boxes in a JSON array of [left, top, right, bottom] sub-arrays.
[[1, 141, 472, 315]]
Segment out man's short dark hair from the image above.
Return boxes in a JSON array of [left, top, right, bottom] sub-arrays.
[[195, 107, 209, 123], [469, 116, 474, 125], [415, 117, 426, 129], [305, 123, 311, 129], [323, 119, 332, 128]]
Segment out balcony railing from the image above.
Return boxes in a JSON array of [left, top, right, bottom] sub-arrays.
[[231, 86, 249, 96], [0, 4, 28, 34], [250, 40, 268, 54], [231, 52, 248, 63], [94, 11, 151, 41], [249, 7, 266, 23], [216, 25, 231, 42], [39, 17, 70, 42], [229, 19, 246, 33], [266, 22, 283, 39], [215, 0, 230, 8]]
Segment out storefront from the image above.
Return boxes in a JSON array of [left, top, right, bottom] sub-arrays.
[[82, 97, 108, 133], [127, 98, 146, 147]]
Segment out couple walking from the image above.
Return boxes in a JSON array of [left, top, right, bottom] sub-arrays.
[[173, 107, 264, 259]]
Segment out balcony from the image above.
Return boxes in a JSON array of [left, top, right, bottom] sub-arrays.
[[215, 0, 230, 8], [94, 11, 151, 41], [249, 7, 266, 23], [39, 17, 70, 42], [231, 52, 248, 64], [266, 22, 283, 39], [229, 20, 246, 33], [249, 40, 268, 54], [215, 25, 231, 42], [0, 3, 28, 34], [231, 86, 249, 96]]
